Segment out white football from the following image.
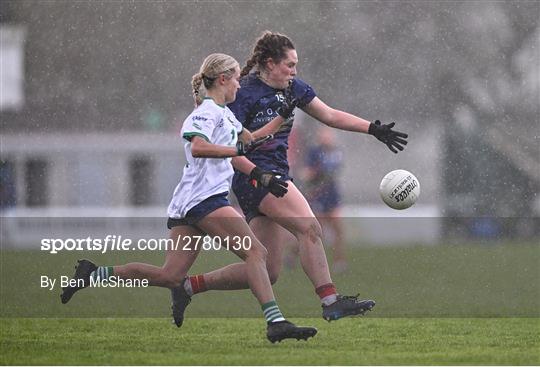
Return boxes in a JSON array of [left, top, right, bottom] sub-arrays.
[[379, 170, 420, 210]]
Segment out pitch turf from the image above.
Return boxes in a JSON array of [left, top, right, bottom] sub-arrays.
[[1, 244, 539, 318], [1, 317, 539, 365], [1, 244, 539, 364]]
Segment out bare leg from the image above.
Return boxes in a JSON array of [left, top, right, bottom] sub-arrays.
[[60, 225, 203, 304], [113, 225, 203, 288], [203, 217, 287, 290], [169, 207, 319, 341], [196, 206, 275, 305], [192, 182, 332, 291], [258, 181, 333, 288]]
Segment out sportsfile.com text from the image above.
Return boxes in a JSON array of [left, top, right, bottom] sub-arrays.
[[40, 235, 253, 254]]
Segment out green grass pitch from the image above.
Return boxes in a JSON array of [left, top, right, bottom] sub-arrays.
[[1, 318, 539, 365], [1, 243, 539, 364]]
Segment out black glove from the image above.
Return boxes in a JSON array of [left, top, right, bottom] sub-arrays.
[[277, 81, 298, 119], [249, 167, 288, 197], [236, 134, 273, 156], [368, 120, 408, 153]]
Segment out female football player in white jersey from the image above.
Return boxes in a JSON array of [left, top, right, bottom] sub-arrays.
[[176, 32, 409, 323], [60, 53, 317, 343]]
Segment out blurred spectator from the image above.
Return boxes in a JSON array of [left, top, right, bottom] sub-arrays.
[[285, 127, 347, 273]]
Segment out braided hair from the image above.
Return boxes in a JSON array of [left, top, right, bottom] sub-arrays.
[[191, 53, 239, 106], [240, 31, 295, 78]]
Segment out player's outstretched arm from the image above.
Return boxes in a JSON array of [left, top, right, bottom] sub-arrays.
[[302, 97, 408, 153], [368, 120, 408, 153], [302, 97, 371, 132]]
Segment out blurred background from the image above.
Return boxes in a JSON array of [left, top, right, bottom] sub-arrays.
[[0, 1, 539, 319], [0, 1, 538, 242]]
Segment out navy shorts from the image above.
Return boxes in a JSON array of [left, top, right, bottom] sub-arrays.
[[167, 192, 230, 229], [307, 183, 341, 214], [232, 171, 292, 223]]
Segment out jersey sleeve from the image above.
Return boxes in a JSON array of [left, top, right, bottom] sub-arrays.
[[292, 78, 317, 108], [182, 109, 217, 142], [226, 109, 244, 134]]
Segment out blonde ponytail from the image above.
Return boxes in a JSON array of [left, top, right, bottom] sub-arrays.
[[191, 73, 204, 107], [191, 53, 239, 106]]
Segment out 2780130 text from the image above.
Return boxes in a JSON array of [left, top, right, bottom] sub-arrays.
[[181, 235, 252, 251]]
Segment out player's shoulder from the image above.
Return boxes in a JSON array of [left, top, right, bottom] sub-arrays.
[[238, 74, 270, 97], [224, 105, 240, 121], [229, 76, 259, 110], [291, 78, 314, 94], [182, 100, 223, 141], [224, 106, 243, 129], [291, 78, 316, 107], [189, 99, 223, 120], [239, 73, 261, 89], [291, 77, 311, 88]]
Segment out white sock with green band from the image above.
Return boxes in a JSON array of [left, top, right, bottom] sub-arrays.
[[262, 300, 286, 323], [90, 266, 114, 281]]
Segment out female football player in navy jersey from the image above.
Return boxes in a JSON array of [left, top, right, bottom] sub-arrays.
[[171, 31, 408, 323], [60, 53, 317, 343], [302, 127, 347, 273]]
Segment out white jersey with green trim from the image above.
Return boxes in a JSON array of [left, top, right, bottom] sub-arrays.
[[167, 98, 243, 219]]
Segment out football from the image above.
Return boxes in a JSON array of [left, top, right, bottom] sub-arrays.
[[379, 169, 420, 210]]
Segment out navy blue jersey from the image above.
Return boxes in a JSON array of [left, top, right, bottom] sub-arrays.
[[306, 146, 343, 182], [228, 73, 316, 174], [304, 146, 343, 213]]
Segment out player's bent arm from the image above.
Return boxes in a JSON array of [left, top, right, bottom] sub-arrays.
[[190, 136, 238, 158], [231, 156, 256, 175], [238, 128, 253, 143], [303, 97, 371, 133], [231, 156, 289, 197], [251, 115, 286, 139]]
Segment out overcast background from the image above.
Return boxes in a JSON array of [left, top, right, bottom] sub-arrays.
[[1, 1, 538, 242]]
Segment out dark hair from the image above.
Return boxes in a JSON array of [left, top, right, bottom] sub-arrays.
[[240, 31, 295, 77]]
